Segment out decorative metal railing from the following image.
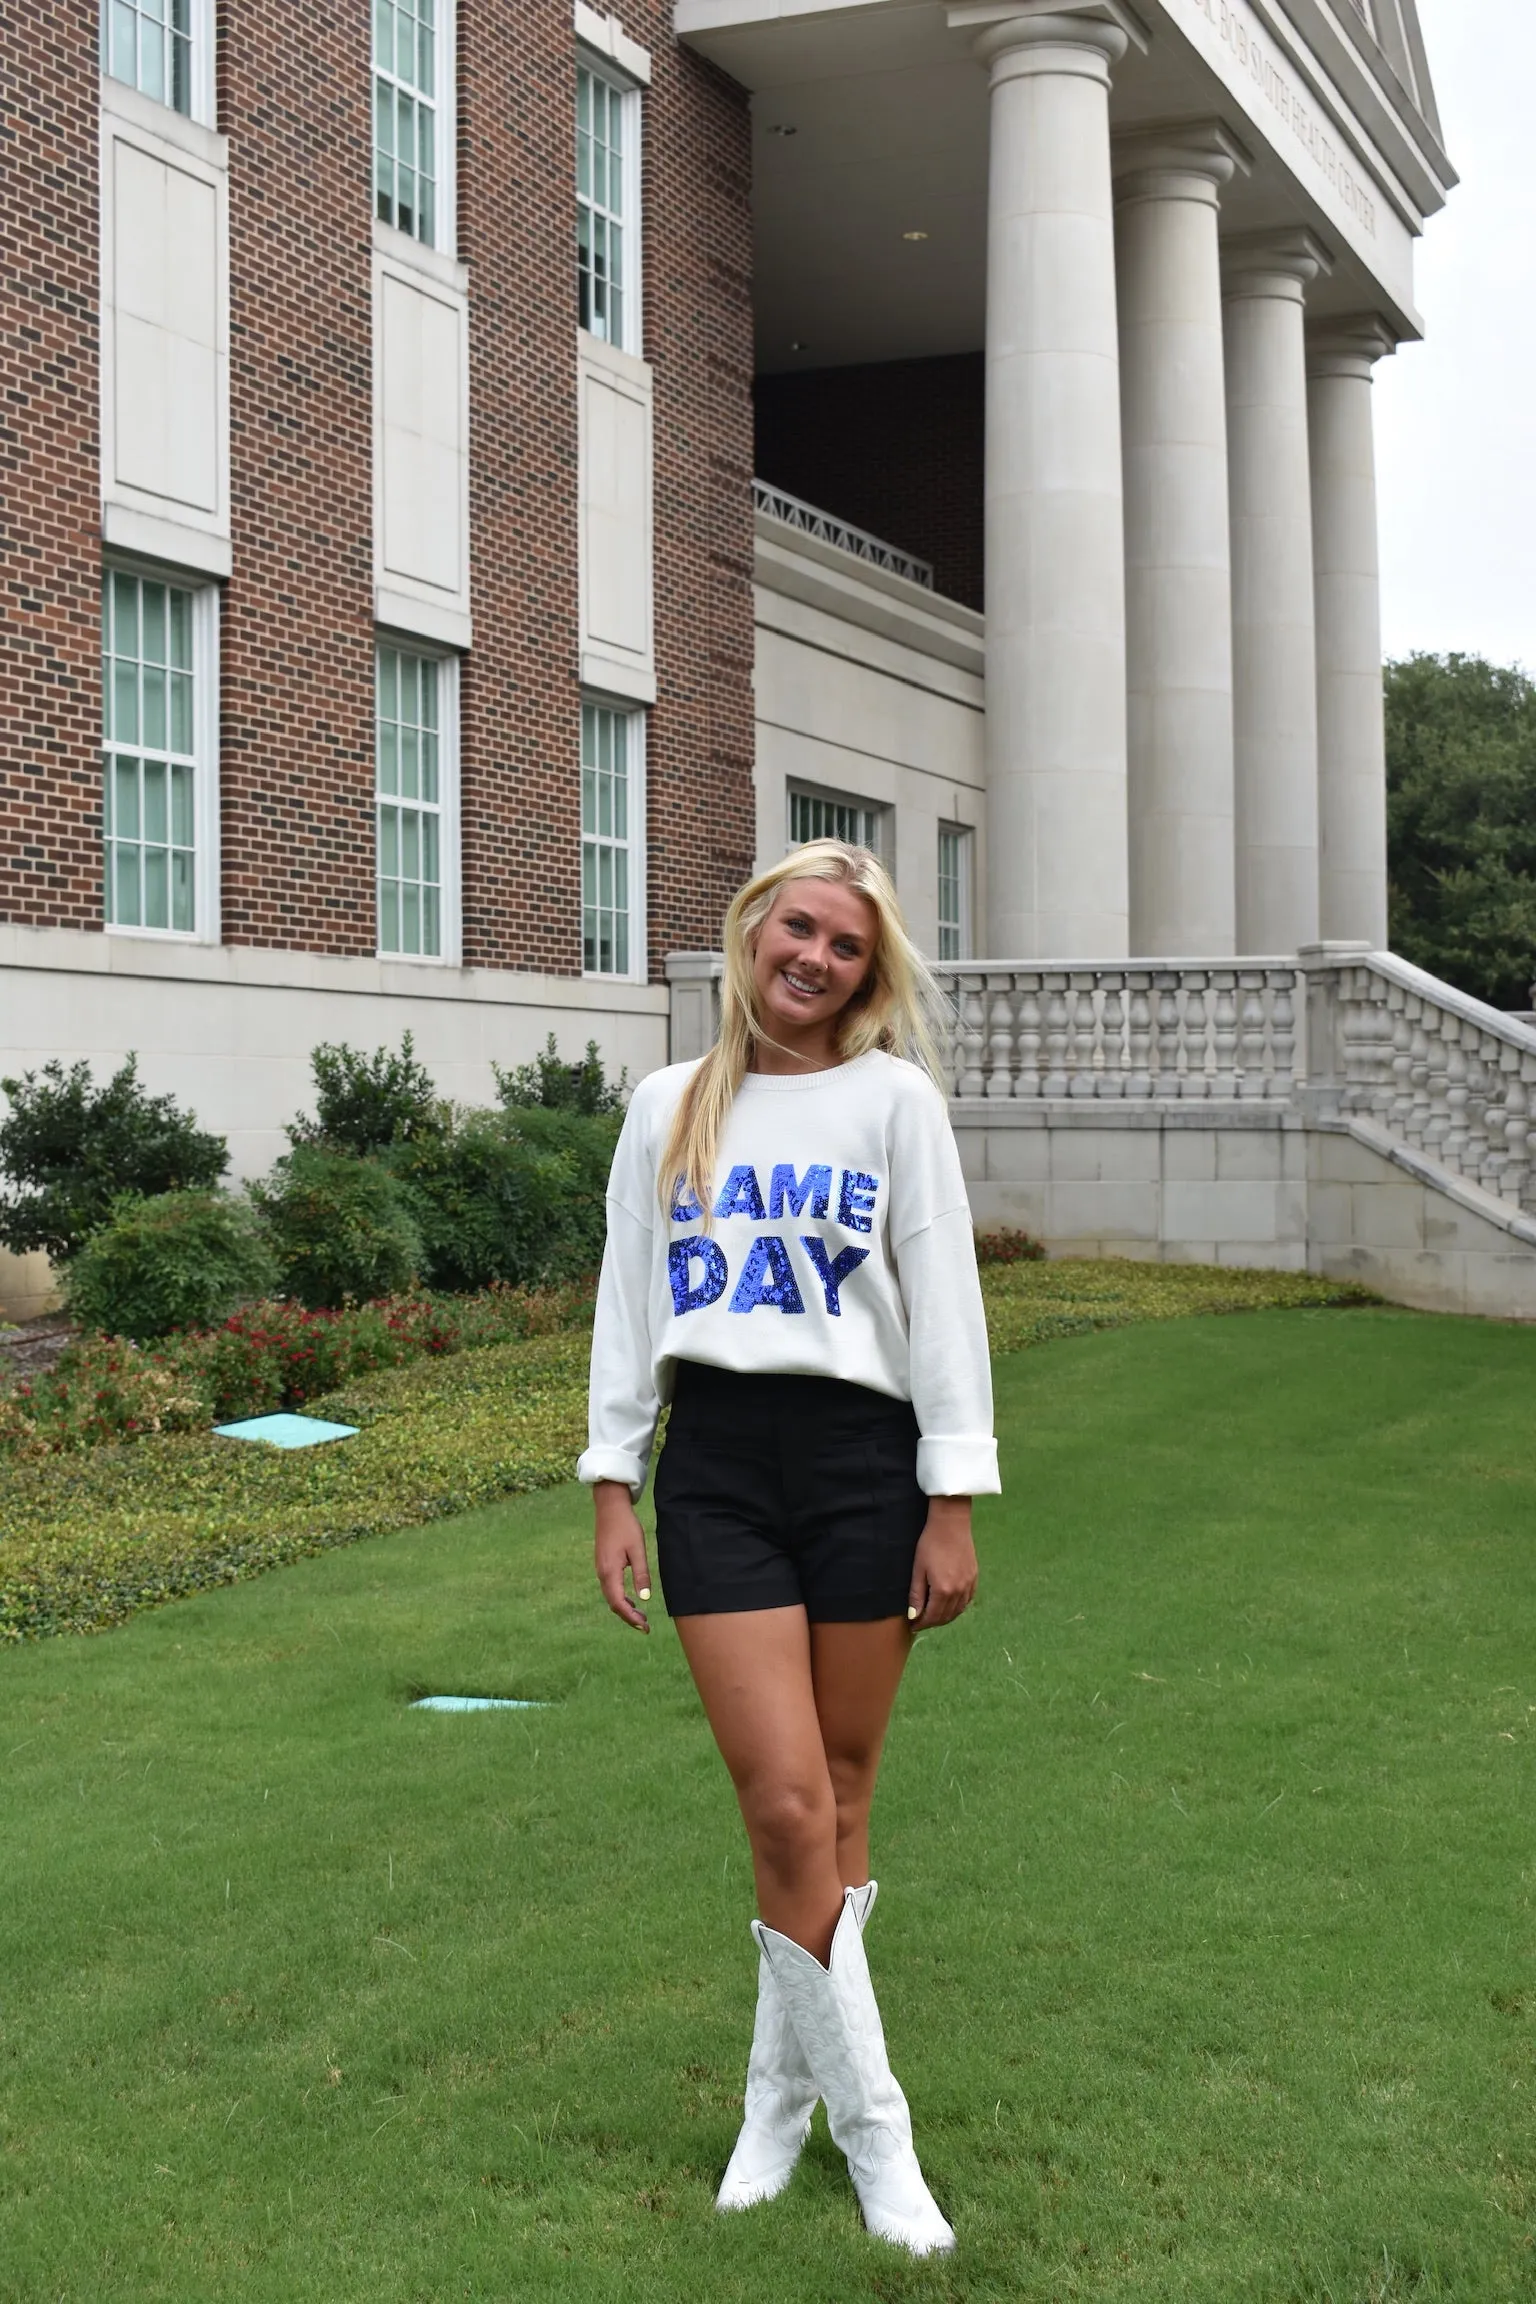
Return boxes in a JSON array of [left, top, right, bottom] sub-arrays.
[[752, 480, 935, 590], [930, 962, 1304, 1103]]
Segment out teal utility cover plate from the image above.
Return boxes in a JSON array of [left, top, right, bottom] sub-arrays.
[[411, 1696, 550, 1712], [214, 1412, 359, 1448]]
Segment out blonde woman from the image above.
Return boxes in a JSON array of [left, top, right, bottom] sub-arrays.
[[578, 840, 999, 2257]]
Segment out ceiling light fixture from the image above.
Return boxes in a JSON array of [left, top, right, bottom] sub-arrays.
[[767, 123, 798, 136], [902, 229, 929, 241], [790, 340, 809, 352]]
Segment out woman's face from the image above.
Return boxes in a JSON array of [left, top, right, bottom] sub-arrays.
[[750, 878, 879, 1052]]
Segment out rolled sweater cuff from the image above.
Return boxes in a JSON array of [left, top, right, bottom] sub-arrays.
[[577, 1446, 647, 1498], [916, 1434, 1001, 1498]]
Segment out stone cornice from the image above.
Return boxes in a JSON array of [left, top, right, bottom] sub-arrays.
[[1220, 223, 1335, 295]]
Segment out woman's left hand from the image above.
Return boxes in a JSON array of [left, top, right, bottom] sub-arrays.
[[907, 1497, 978, 1630]]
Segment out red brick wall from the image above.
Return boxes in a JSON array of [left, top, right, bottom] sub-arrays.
[[755, 354, 984, 612], [459, 5, 756, 977], [0, 3, 102, 930], [0, 4, 756, 978], [217, 0, 376, 953]]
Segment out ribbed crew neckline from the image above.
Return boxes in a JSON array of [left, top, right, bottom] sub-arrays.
[[735, 1049, 884, 1095]]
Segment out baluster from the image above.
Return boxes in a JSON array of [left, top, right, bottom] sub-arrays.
[[1211, 972, 1238, 1098], [1182, 975, 1209, 1101], [1404, 998, 1431, 1146], [1462, 1030, 1493, 1183], [1269, 972, 1297, 1093], [1041, 978, 1070, 1099], [1441, 1018, 1470, 1171], [1388, 994, 1414, 1134], [1015, 979, 1042, 1100], [1421, 1009, 1453, 1155], [1339, 968, 1370, 1114], [1068, 979, 1099, 1098], [1126, 976, 1152, 1101], [985, 977, 1015, 1100], [1153, 976, 1182, 1100], [1237, 970, 1268, 1100], [1099, 979, 1126, 1099], [956, 977, 987, 1098], [1483, 1041, 1514, 1195], [1504, 1057, 1534, 1208]]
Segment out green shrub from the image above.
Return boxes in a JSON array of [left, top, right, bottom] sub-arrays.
[[0, 1335, 209, 1460], [384, 1108, 576, 1293], [250, 1147, 423, 1309], [287, 1031, 445, 1155], [494, 1031, 628, 1115], [487, 1104, 621, 1273], [62, 1188, 277, 1342], [0, 1056, 227, 1265]]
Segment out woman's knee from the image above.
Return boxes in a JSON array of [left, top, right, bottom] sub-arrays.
[[740, 1773, 837, 1874]]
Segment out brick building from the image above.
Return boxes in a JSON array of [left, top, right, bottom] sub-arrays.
[[2, 0, 1460, 1314]]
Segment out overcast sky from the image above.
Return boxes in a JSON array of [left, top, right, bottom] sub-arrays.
[[1374, 0, 1536, 667]]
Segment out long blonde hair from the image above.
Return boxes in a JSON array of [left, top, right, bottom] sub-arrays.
[[659, 840, 947, 1225]]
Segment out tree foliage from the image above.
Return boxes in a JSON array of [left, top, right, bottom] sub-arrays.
[[0, 1056, 228, 1265], [494, 1032, 628, 1115], [1387, 653, 1536, 1011]]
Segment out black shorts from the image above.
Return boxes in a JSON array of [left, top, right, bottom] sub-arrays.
[[652, 1359, 928, 1623]]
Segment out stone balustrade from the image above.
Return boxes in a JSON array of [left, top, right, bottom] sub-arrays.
[[1304, 947, 1536, 1216], [931, 962, 1302, 1105]]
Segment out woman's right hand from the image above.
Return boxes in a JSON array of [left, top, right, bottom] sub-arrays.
[[593, 1480, 653, 1633]]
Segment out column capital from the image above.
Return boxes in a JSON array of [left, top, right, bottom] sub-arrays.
[[1221, 226, 1335, 304], [1307, 312, 1399, 381], [949, 0, 1149, 76], [1113, 118, 1252, 207]]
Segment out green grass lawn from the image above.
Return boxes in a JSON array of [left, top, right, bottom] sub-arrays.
[[3, 1307, 1535, 2302]]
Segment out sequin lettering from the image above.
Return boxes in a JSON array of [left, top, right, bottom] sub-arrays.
[[837, 1169, 880, 1233], [768, 1162, 832, 1220], [670, 1176, 704, 1222], [800, 1237, 869, 1316], [714, 1164, 768, 1222], [728, 1235, 806, 1316], [668, 1236, 729, 1313]]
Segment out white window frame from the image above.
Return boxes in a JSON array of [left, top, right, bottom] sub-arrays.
[[576, 54, 642, 358], [581, 698, 646, 983], [101, 0, 215, 126], [101, 561, 220, 946], [375, 638, 462, 967], [373, 0, 457, 256], [937, 821, 974, 962], [787, 780, 890, 867]]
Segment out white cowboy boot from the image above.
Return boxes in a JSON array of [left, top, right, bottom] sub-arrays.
[[716, 1881, 877, 2211], [752, 1885, 955, 2256]]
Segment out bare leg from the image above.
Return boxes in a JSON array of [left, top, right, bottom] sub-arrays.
[[810, 1619, 913, 1890], [674, 1607, 844, 1960], [675, 1609, 915, 1959]]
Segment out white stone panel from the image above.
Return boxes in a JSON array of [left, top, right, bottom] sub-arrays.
[[579, 331, 655, 702], [101, 85, 229, 551], [377, 255, 471, 618]]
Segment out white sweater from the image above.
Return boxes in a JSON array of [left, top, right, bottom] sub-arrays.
[[578, 1049, 999, 1500]]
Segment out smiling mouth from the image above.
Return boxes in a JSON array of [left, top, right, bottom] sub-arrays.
[[781, 969, 824, 998]]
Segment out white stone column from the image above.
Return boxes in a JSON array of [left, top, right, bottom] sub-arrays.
[[1222, 229, 1332, 956], [1114, 125, 1248, 958], [1308, 317, 1396, 949], [954, 0, 1141, 959]]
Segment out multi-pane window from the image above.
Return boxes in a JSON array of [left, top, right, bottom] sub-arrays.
[[937, 824, 973, 962], [582, 703, 640, 976], [102, 572, 201, 936], [376, 646, 445, 958], [375, 0, 437, 243], [577, 65, 633, 348], [105, 0, 193, 114], [788, 784, 885, 859]]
